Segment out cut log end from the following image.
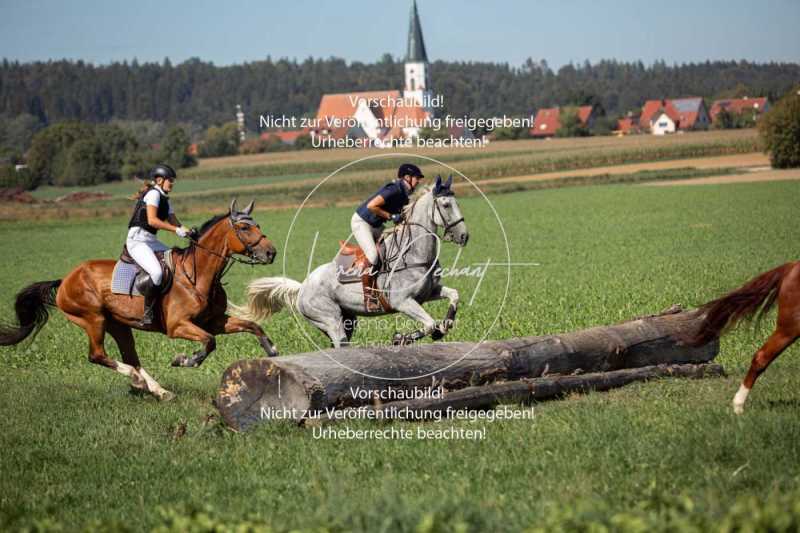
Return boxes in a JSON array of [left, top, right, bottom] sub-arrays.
[[215, 358, 325, 431]]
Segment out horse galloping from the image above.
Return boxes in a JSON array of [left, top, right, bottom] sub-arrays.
[[232, 176, 469, 348], [0, 199, 278, 400], [684, 262, 800, 414]]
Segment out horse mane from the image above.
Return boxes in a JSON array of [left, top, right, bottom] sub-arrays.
[[197, 211, 230, 237], [172, 211, 229, 258], [402, 186, 432, 217]]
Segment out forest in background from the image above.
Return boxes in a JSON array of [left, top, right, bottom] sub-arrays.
[[1, 56, 798, 129]]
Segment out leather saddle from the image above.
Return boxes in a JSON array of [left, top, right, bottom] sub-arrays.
[[335, 237, 387, 284], [118, 244, 175, 295]]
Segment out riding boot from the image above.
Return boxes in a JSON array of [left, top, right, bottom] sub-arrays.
[[361, 260, 382, 312], [135, 275, 159, 327]]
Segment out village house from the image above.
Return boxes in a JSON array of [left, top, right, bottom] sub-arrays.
[[529, 105, 597, 137], [259, 129, 306, 146], [639, 97, 710, 135], [615, 114, 642, 135], [709, 96, 769, 123]]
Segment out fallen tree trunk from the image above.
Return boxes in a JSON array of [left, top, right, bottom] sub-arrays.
[[309, 363, 725, 425], [215, 308, 718, 431]]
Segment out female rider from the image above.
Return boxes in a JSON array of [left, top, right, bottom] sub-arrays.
[[126, 163, 191, 326], [351, 163, 425, 311]]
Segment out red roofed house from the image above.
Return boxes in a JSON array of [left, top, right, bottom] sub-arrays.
[[615, 115, 642, 135], [640, 98, 710, 135], [709, 97, 769, 124], [530, 105, 597, 137], [311, 1, 433, 147], [259, 130, 306, 145]]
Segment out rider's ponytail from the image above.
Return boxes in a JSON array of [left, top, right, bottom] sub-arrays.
[[130, 180, 155, 200]]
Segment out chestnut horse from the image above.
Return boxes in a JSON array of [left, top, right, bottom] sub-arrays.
[[0, 199, 278, 400], [684, 262, 800, 414]]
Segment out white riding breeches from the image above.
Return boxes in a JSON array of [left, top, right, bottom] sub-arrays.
[[350, 212, 383, 265], [126, 227, 170, 286]]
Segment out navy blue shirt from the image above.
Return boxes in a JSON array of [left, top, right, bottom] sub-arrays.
[[356, 180, 410, 228]]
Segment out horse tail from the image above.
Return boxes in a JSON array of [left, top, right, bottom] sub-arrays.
[[0, 280, 62, 346], [228, 277, 301, 322], [683, 263, 791, 347]]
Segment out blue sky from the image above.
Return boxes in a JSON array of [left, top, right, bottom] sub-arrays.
[[0, 0, 798, 68]]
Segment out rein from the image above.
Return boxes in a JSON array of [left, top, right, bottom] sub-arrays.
[[381, 192, 464, 273], [178, 216, 266, 294]]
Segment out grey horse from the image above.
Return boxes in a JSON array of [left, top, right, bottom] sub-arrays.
[[231, 176, 469, 348]]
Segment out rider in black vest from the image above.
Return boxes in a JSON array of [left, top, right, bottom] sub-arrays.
[[125, 164, 191, 326]]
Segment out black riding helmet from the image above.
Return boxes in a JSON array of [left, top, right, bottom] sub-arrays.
[[149, 163, 177, 181], [398, 163, 424, 179]]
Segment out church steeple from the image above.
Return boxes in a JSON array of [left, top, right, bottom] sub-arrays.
[[404, 0, 431, 110], [406, 0, 428, 63]]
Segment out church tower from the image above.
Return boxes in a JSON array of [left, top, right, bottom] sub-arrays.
[[404, 0, 431, 111]]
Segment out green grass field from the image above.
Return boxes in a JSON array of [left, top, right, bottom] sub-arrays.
[[2, 174, 800, 531]]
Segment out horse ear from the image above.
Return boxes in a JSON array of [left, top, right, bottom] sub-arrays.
[[435, 175, 442, 188], [244, 200, 254, 215], [445, 175, 453, 188], [230, 198, 238, 214]]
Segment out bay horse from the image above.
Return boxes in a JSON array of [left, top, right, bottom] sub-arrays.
[[684, 262, 800, 414], [0, 199, 278, 400], [231, 176, 469, 348]]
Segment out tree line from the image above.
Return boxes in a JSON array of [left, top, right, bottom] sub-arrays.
[[1, 56, 797, 129], [0, 122, 195, 189]]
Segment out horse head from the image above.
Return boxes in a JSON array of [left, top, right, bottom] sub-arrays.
[[431, 175, 469, 246], [225, 198, 277, 264]]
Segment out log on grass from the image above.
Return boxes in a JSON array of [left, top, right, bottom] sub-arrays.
[[215, 308, 718, 431], [313, 363, 725, 424]]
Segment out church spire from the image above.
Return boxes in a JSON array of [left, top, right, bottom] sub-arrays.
[[406, 0, 428, 62]]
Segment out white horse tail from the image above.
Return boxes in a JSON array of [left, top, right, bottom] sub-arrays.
[[228, 277, 301, 321]]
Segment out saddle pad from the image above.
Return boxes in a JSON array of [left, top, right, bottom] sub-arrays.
[[111, 249, 174, 296], [335, 253, 363, 284], [111, 261, 142, 296], [335, 237, 388, 284]]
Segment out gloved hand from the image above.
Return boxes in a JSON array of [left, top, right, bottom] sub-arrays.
[[176, 226, 191, 238], [390, 213, 403, 224]]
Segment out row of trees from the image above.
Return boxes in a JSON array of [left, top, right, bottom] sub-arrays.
[[1, 56, 797, 130], [1, 122, 195, 189]]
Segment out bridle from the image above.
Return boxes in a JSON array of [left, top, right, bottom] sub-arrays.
[[179, 213, 269, 292], [382, 190, 465, 271], [187, 214, 267, 266], [227, 216, 269, 265], [431, 192, 465, 233]]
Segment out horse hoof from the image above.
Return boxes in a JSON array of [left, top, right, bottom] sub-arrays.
[[171, 355, 191, 367], [392, 333, 404, 346], [431, 328, 445, 341], [260, 338, 279, 357], [733, 403, 744, 415], [158, 390, 176, 402]]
